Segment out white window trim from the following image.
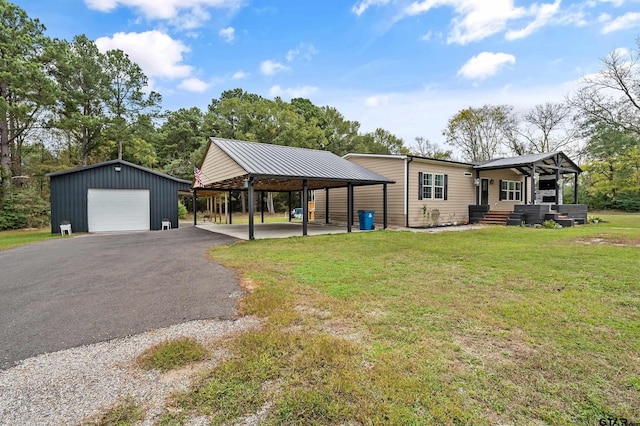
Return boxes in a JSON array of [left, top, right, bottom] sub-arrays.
[[423, 173, 445, 200], [501, 180, 522, 201]]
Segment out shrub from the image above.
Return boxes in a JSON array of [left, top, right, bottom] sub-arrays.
[[178, 201, 187, 219], [0, 187, 49, 230], [542, 220, 559, 229]]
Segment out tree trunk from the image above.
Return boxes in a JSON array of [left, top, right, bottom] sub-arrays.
[[0, 81, 11, 188], [267, 192, 275, 214], [240, 191, 246, 214]]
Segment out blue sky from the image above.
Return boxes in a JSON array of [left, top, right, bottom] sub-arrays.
[[13, 0, 640, 151]]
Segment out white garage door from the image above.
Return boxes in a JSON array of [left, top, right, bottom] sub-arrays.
[[87, 189, 150, 232]]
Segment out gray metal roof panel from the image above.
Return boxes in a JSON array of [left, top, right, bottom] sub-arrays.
[[473, 152, 581, 172], [212, 138, 395, 183]]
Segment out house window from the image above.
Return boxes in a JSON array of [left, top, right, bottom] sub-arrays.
[[419, 172, 447, 200], [500, 180, 522, 201]]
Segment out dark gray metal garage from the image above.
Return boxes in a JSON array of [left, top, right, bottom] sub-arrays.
[[47, 160, 191, 234]]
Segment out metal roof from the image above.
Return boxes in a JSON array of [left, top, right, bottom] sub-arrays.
[[47, 159, 192, 184], [472, 152, 582, 174], [212, 138, 395, 184]]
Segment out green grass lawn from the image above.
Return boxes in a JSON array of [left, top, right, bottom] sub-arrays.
[[0, 228, 61, 250], [163, 213, 640, 425]]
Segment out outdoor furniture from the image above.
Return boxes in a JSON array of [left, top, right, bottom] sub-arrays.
[[60, 223, 72, 236], [161, 219, 171, 230]]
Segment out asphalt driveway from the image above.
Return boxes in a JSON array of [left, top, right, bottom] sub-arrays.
[[0, 226, 240, 370]]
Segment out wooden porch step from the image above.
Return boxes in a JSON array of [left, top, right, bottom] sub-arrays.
[[479, 210, 511, 225]]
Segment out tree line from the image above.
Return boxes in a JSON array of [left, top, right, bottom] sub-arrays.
[[1, 0, 639, 229]]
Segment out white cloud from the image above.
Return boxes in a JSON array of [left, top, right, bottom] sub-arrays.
[[597, 0, 625, 6], [95, 30, 192, 78], [269, 85, 318, 99], [402, 0, 567, 44], [286, 43, 318, 62], [602, 12, 640, 33], [457, 51, 516, 81], [259, 60, 290, 76], [219, 26, 235, 42], [84, 0, 242, 29], [420, 30, 433, 41], [364, 95, 390, 107], [178, 77, 210, 92], [506, 0, 560, 40], [232, 70, 249, 80], [351, 0, 390, 16]]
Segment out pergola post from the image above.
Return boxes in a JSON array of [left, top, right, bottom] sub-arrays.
[[530, 165, 536, 205], [302, 180, 308, 236], [555, 155, 561, 205], [325, 187, 329, 224], [574, 173, 579, 204], [247, 178, 255, 240], [475, 170, 480, 205], [347, 183, 353, 233], [383, 183, 388, 229], [193, 189, 197, 225]]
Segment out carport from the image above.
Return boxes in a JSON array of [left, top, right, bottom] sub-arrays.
[[194, 138, 395, 240]]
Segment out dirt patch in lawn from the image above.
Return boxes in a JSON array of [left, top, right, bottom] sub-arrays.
[[572, 234, 640, 247]]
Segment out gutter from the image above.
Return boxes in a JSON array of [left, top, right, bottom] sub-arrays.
[[405, 156, 413, 228]]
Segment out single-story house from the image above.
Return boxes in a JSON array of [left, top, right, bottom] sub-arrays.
[[47, 160, 191, 233], [315, 151, 586, 227]]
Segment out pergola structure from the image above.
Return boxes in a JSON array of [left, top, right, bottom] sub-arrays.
[[194, 138, 395, 240], [473, 151, 583, 204]]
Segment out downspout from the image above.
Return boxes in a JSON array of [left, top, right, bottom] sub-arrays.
[[405, 156, 413, 228]]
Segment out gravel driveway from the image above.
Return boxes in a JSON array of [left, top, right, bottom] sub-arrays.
[[0, 225, 240, 370]]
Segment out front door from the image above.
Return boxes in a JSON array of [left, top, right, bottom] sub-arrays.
[[480, 178, 489, 205]]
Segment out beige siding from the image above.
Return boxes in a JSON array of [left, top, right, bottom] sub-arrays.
[[315, 156, 406, 227], [408, 160, 475, 227], [200, 144, 246, 185], [477, 169, 525, 210]]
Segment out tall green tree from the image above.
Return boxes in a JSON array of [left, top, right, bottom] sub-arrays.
[[52, 35, 108, 166], [102, 49, 161, 160], [0, 0, 58, 188], [156, 107, 206, 179], [581, 124, 640, 209], [319, 106, 360, 156], [356, 128, 407, 155]]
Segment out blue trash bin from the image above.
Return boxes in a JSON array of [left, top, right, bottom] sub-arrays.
[[357, 210, 375, 230]]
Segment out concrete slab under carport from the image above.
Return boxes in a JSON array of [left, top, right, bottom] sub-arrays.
[[196, 221, 363, 240]]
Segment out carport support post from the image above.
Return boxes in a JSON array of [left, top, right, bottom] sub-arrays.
[[228, 191, 233, 224], [288, 192, 292, 222], [325, 188, 329, 224], [260, 191, 265, 224], [383, 183, 388, 229], [302, 180, 308, 236], [193, 189, 197, 225], [347, 183, 353, 233], [248, 178, 255, 240], [574, 173, 579, 204]]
